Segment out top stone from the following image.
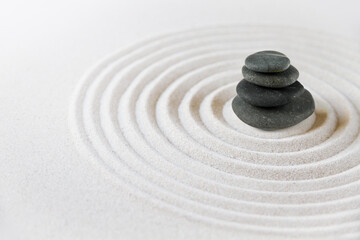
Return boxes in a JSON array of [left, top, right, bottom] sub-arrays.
[[245, 50, 290, 73]]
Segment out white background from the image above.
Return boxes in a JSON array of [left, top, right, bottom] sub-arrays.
[[1, 0, 360, 239]]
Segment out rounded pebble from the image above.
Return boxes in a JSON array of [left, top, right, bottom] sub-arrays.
[[236, 80, 305, 107], [245, 50, 290, 73], [232, 90, 315, 130], [242, 65, 299, 88]]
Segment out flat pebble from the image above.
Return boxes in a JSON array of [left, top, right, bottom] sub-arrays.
[[236, 80, 305, 107], [245, 50, 290, 73], [242, 65, 299, 88], [232, 90, 315, 130]]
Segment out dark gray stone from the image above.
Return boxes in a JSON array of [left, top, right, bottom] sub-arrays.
[[245, 50, 290, 73], [242, 65, 299, 88], [232, 90, 315, 130], [236, 80, 304, 107]]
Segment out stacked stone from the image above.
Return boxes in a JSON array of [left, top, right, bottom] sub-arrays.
[[232, 50, 315, 130]]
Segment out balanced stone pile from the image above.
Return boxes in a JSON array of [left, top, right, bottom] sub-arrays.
[[232, 50, 315, 130]]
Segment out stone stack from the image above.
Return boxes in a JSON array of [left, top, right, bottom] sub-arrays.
[[232, 50, 315, 130]]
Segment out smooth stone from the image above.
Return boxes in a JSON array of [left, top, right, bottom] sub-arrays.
[[242, 65, 299, 88], [245, 50, 290, 73], [232, 90, 315, 130], [236, 80, 305, 107]]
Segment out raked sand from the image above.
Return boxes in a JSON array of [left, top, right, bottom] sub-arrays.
[[68, 26, 360, 239]]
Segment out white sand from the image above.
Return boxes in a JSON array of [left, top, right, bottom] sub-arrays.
[[67, 26, 360, 239]]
